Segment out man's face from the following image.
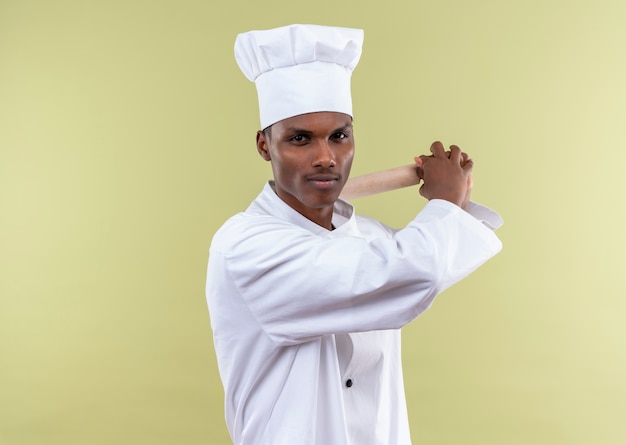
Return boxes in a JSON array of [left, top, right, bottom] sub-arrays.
[[256, 112, 354, 227]]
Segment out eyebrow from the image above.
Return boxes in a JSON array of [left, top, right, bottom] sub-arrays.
[[334, 124, 354, 132], [284, 127, 313, 135], [284, 123, 353, 134]]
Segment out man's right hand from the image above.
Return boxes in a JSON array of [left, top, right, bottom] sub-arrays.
[[414, 141, 473, 210]]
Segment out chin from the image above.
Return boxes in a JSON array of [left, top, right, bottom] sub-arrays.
[[304, 194, 339, 209], [311, 194, 339, 209]]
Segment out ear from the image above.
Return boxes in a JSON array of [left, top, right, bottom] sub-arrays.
[[256, 130, 271, 161]]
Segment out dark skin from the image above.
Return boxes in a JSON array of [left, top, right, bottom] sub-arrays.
[[416, 141, 473, 210], [256, 112, 354, 230], [257, 112, 473, 230]]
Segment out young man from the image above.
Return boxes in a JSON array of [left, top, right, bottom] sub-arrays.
[[206, 24, 502, 445]]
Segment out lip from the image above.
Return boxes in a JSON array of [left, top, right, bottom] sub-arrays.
[[307, 174, 340, 190]]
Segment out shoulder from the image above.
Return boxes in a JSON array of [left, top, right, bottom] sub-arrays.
[[210, 212, 313, 254], [354, 213, 398, 239]]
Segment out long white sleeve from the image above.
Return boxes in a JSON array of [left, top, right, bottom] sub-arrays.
[[208, 198, 501, 346]]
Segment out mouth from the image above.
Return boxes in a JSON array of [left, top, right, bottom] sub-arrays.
[[307, 174, 340, 190]]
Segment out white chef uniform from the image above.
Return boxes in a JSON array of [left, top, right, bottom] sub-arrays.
[[207, 23, 503, 445], [206, 181, 502, 444]]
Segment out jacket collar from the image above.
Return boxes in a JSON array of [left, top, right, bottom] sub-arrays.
[[246, 181, 359, 236]]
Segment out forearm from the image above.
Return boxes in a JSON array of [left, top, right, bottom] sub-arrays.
[[212, 201, 502, 345]]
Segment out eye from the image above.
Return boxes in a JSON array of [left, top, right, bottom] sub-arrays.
[[331, 132, 349, 141], [289, 134, 308, 144]]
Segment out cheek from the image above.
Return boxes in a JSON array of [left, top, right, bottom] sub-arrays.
[[270, 152, 299, 180], [341, 148, 355, 168]]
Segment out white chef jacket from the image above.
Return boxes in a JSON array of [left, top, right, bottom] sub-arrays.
[[206, 181, 502, 445]]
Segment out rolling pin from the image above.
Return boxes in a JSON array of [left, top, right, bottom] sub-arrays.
[[340, 164, 421, 200]]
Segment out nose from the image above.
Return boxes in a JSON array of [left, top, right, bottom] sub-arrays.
[[312, 140, 336, 168]]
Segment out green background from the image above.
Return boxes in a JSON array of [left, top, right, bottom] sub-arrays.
[[2, 0, 625, 444]]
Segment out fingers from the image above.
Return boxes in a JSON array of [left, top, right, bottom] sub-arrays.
[[449, 145, 462, 164], [413, 157, 424, 180], [462, 157, 474, 172], [417, 141, 474, 208], [430, 141, 446, 157], [425, 142, 469, 165]]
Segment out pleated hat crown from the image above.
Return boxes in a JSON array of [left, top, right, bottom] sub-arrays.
[[234, 24, 364, 129]]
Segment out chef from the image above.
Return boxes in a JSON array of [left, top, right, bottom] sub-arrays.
[[206, 24, 503, 445]]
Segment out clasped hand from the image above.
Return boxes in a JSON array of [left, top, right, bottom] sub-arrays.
[[414, 141, 473, 210]]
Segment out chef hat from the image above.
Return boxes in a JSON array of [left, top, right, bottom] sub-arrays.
[[234, 24, 364, 129]]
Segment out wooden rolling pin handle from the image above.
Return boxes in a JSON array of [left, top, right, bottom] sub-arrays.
[[340, 164, 421, 200]]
